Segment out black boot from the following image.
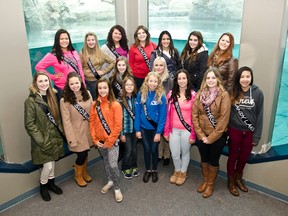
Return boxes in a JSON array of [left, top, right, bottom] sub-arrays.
[[40, 183, 51, 201], [47, 178, 63, 195]]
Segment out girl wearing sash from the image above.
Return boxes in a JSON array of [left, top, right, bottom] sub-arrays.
[[89, 78, 123, 203], [192, 68, 231, 198], [129, 25, 157, 90], [180, 31, 208, 92], [60, 72, 93, 187], [164, 69, 196, 185], [135, 72, 167, 183], [120, 77, 138, 179], [80, 32, 115, 100], [153, 57, 173, 166], [207, 33, 238, 94], [24, 72, 64, 201], [35, 29, 85, 102], [150, 30, 180, 79], [109, 56, 132, 101], [227, 66, 264, 196], [101, 25, 129, 79]]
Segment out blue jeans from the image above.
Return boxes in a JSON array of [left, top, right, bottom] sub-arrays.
[[121, 133, 138, 171], [141, 128, 159, 170], [85, 80, 96, 100]]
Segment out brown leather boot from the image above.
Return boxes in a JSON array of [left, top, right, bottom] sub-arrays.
[[176, 172, 187, 186], [170, 171, 180, 184], [203, 165, 219, 198], [228, 175, 239, 196], [82, 159, 92, 183], [197, 162, 209, 193], [235, 172, 248, 192], [74, 164, 87, 187]]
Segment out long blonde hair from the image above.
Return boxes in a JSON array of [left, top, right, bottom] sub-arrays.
[[140, 72, 164, 104], [81, 32, 103, 65], [152, 56, 169, 82], [32, 72, 60, 121]]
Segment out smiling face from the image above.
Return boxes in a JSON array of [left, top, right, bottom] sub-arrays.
[[69, 76, 81, 93], [147, 75, 159, 91], [86, 35, 96, 49], [206, 71, 218, 89], [112, 28, 122, 43], [137, 28, 147, 42], [177, 72, 188, 89], [98, 82, 109, 97], [117, 60, 127, 75], [189, 35, 199, 50], [154, 59, 165, 75], [36, 74, 50, 94], [124, 79, 135, 95], [240, 70, 252, 91], [219, 34, 230, 52], [59, 33, 69, 51], [161, 34, 171, 50]]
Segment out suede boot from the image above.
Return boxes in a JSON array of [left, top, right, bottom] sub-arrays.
[[227, 175, 239, 196], [47, 178, 63, 194], [82, 159, 92, 183], [40, 183, 51, 201], [74, 164, 87, 187], [203, 165, 219, 198], [197, 162, 209, 193], [169, 171, 180, 184], [176, 172, 187, 186], [235, 172, 248, 192]]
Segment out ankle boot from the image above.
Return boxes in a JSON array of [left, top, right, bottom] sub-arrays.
[[235, 172, 248, 192], [40, 183, 51, 201], [203, 165, 219, 198], [74, 164, 87, 187], [227, 175, 239, 196], [197, 162, 209, 193], [170, 171, 180, 184], [82, 159, 92, 183], [47, 178, 63, 194], [176, 172, 187, 186]]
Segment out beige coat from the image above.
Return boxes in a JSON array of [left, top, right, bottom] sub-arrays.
[[60, 91, 93, 152], [192, 89, 231, 144]]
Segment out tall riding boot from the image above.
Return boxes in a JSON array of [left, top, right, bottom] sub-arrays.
[[47, 178, 63, 194], [197, 162, 209, 193], [203, 165, 219, 198], [235, 172, 248, 192], [82, 159, 92, 183], [40, 183, 51, 201], [227, 175, 239, 196], [74, 164, 87, 187]]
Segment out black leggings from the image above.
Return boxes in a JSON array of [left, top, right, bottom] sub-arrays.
[[197, 137, 226, 167], [75, 150, 88, 166]]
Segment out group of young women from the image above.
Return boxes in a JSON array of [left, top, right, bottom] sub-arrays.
[[24, 25, 264, 203]]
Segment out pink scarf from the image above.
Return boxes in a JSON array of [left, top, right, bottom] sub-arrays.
[[200, 87, 219, 107]]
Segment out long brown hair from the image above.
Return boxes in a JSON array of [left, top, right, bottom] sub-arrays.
[[109, 56, 132, 83], [121, 77, 137, 108], [32, 72, 60, 121], [95, 77, 116, 107], [133, 25, 151, 47], [81, 32, 103, 65], [62, 72, 91, 104], [207, 32, 234, 67]]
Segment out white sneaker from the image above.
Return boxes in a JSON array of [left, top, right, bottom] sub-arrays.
[[114, 189, 123, 203], [101, 182, 113, 194]]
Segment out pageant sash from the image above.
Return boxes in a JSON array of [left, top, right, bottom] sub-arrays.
[[203, 104, 217, 128], [174, 101, 191, 132], [137, 46, 151, 71], [123, 99, 135, 120], [87, 58, 101, 79], [108, 45, 121, 58], [143, 103, 158, 128], [73, 103, 90, 122], [235, 104, 255, 132], [51, 51, 80, 75], [96, 104, 111, 135]]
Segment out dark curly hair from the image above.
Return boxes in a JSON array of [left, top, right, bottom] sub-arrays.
[[169, 69, 193, 103], [62, 72, 90, 104], [106, 25, 129, 52]]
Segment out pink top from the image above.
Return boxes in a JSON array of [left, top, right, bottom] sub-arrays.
[[35, 50, 85, 90], [164, 90, 196, 140]]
